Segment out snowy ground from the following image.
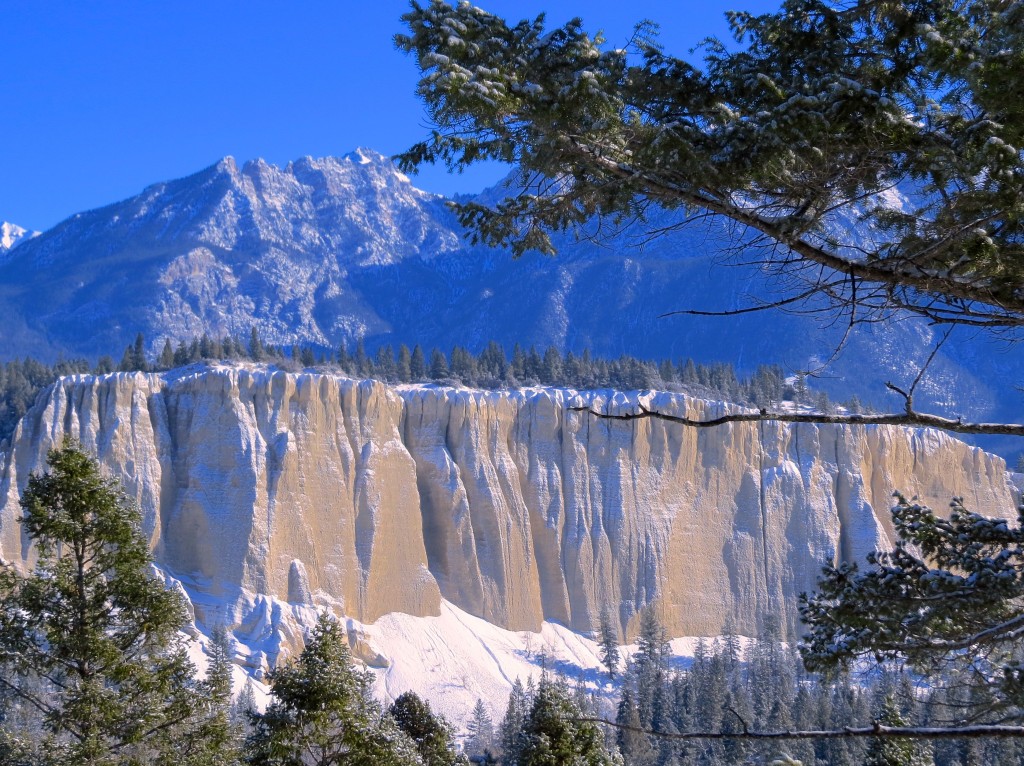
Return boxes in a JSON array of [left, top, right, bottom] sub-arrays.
[[183, 594, 727, 733]]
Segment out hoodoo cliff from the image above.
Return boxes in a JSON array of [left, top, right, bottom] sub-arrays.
[[0, 367, 1014, 652]]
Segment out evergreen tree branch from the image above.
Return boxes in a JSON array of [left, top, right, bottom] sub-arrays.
[[894, 612, 1024, 654], [573, 148, 1024, 324]]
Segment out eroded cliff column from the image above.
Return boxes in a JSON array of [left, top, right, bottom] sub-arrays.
[[0, 368, 1014, 643]]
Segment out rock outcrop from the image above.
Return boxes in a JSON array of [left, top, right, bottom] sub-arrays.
[[1, 367, 1014, 648]]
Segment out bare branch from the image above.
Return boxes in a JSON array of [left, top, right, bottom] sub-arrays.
[[582, 717, 1024, 741], [0, 673, 56, 721], [908, 327, 953, 403], [567, 402, 1024, 437], [658, 281, 842, 318], [725, 705, 751, 735]]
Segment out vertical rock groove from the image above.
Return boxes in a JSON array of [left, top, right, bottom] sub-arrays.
[[0, 369, 1015, 642]]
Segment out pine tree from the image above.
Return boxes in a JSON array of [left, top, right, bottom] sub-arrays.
[[174, 340, 190, 367], [524, 347, 542, 383], [865, 695, 933, 766], [248, 327, 263, 362], [498, 678, 531, 766], [388, 691, 467, 766], [159, 338, 175, 369], [634, 608, 669, 727], [410, 345, 427, 380], [428, 348, 450, 379], [657, 360, 675, 385], [0, 439, 208, 765], [450, 346, 477, 382], [246, 612, 422, 766], [118, 344, 135, 372], [519, 678, 619, 766], [337, 343, 352, 373], [398, 0, 1024, 329], [354, 340, 370, 377], [616, 688, 654, 766], [94, 355, 115, 375], [802, 495, 1024, 723], [598, 611, 620, 680], [466, 698, 494, 759], [231, 677, 258, 740], [397, 344, 413, 383], [510, 344, 526, 381], [540, 347, 562, 385], [188, 625, 241, 765], [375, 345, 397, 380], [478, 341, 507, 382], [199, 333, 214, 359], [131, 332, 148, 370]]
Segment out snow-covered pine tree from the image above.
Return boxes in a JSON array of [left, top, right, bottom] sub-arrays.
[[245, 613, 422, 766], [801, 495, 1024, 725], [232, 676, 258, 738], [398, 0, 1024, 332], [465, 698, 494, 759], [498, 677, 531, 766], [519, 677, 620, 766], [865, 696, 934, 766], [0, 439, 212, 765], [389, 691, 467, 766], [598, 610, 620, 680]]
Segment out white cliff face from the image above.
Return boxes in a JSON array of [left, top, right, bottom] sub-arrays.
[[0, 367, 1015, 654]]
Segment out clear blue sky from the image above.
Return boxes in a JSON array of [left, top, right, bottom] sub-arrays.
[[1, 0, 777, 231]]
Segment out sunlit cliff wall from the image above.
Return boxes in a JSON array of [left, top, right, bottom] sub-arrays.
[[1, 367, 1013, 646]]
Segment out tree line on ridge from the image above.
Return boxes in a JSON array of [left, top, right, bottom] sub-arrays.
[[0, 329, 860, 449]]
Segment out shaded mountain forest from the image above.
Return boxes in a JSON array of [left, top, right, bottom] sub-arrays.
[[0, 331, 863, 448]]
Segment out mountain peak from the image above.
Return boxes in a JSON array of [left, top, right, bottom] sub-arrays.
[[0, 221, 40, 254], [343, 147, 389, 165], [215, 156, 240, 174]]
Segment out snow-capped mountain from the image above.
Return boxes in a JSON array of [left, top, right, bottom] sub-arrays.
[[0, 221, 39, 257], [0, 150, 1021, 440], [0, 151, 460, 356]]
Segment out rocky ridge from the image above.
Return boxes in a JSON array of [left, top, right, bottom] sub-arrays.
[[0, 366, 1013, 670], [0, 152, 1020, 439]]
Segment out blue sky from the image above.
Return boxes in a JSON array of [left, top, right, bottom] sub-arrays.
[[1, 0, 777, 231]]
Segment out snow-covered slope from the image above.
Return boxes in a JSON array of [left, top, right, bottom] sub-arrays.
[[186, 590, 616, 723], [184, 590, 706, 725]]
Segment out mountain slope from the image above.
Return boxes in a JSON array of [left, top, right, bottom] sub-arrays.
[[0, 151, 459, 358], [0, 152, 1021, 437]]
